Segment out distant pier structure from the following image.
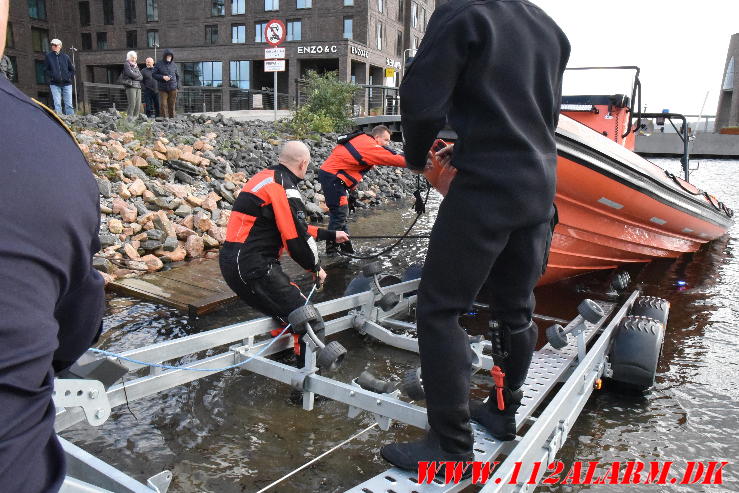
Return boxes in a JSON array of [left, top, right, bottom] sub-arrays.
[[715, 33, 739, 132]]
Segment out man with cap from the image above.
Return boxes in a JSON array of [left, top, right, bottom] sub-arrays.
[[44, 38, 75, 115], [1, 3, 106, 491]]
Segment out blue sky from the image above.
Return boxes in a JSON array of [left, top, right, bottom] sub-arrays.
[[535, 0, 737, 116]]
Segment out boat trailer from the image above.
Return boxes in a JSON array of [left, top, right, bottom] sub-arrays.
[[55, 264, 669, 493]]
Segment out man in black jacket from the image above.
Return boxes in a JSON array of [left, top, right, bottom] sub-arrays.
[[381, 0, 570, 472], [44, 38, 75, 115], [0, 4, 106, 491], [152, 49, 179, 118], [141, 57, 159, 117]]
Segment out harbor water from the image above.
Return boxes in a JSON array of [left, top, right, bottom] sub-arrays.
[[61, 159, 739, 492]]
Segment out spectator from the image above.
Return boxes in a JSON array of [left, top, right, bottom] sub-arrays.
[[141, 57, 159, 117], [121, 51, 143, 120], [152, 49, 179, 118], [44, 38, 75, 115]]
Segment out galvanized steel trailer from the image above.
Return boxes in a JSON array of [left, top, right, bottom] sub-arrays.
[[55, 266, 665, 493]]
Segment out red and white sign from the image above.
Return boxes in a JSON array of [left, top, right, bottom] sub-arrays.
[[265, 59, 286, 72], [264, 47, 286, 59], [265, 20, 286, 46]]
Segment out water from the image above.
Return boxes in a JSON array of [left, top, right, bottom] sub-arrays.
[[61, 159, 739, 492]]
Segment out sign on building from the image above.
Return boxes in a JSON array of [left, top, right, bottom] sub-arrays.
[[265, 47, 286, 59], [265, 20, 286, 47], [265, 59, 286, 72]]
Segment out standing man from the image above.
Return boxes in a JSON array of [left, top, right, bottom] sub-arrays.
[[44, 38, 75, 115], [220, 141, 349, 365], [318, 125, 406, 255], [141, 57, 159, 117], [152, 49, 179, 118], [380, 0, 570, 471], [0, 3, 106, 491]]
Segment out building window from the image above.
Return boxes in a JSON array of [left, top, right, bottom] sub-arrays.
[[81, 32, 92, 50], [397, 0, 403, 22], [125, 0, 137, 23], [31, 28, 49, 52], [96, 32, 108, 50], [28, 0, 47, 20], [396, 30, 402, 57], [78, 2, 90, 27], [297, 0, 312, 8], [230, 60, 250, 89], [5, 22, 13, 48], [255, 22, 266, 43], [724, 57, 735, 91], [182, 61, 222, 87], [103, 0, 115, 25], [232, 24, 246, 43], [147, 30, 159, 48], [147, 0, 158, 21], [344, 0, 353, 5], [376, 21, 383, 50], [232, 0, 245, 14], [205, 25, 218, 44], [265, 0, 279, 11], [343, 17, 353, 40], [286, 20, 301, 41], [126, 30, 137, 48], [411, 2, 418, 28], [378, 0, 384, 13], [212, 0, 225, 16], [35, 60, 46, 84]]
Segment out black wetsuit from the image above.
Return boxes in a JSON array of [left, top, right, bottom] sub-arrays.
[[0, 76, 105, 492], [400, 0, 570, 454]]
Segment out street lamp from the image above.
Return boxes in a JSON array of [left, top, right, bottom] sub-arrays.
[[154, 42, 159, 60], [69, 46, 79, 113]]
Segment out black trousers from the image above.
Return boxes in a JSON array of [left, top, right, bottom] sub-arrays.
[[220, 254, 313, 365], [318, 170, 350, 233], [416, 172, 553, 453], [143, 89, 159, 117]]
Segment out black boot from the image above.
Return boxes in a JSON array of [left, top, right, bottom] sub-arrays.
[[380, 430, 474, 474], [469, 387, 523, 441], [325, 240, 338, 257]]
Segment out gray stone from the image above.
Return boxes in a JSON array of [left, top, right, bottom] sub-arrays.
[[174, 170, 195, 184], [99, 234, 118, 247], [146, 156, 162, 168], [135, 202, 149, 215], [147, 182, 169, 197], [92, 256, 113, 274], [140, 239, 163, 251], [210, 208, 221, 223], [146, 229, 167, 242], [163, 237, 179, 252], [123, 165, 148, 181], [168, 159, 204, 176], [174, 204, 193, 217], [96, 177, 112, 198]]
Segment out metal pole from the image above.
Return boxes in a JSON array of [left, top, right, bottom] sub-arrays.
[[273, 70, 278, 121], [70, 47, 79, 113]]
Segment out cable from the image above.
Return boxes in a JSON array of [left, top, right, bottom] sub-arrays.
[[255, 422, 379, 493], [89, 285, 317, 373]]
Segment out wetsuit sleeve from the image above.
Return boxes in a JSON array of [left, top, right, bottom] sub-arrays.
[[400, 3, 472, 170], [307, 225, 337, 241], [264, 183, 321, 272], [360, 144, 407, 168]]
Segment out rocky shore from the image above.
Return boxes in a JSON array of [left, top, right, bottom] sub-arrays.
[[64, 111, 418, 284]]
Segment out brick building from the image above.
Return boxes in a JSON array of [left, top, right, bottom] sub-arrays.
[[715, 33, 739, 131], [5, 0, 437, 111]]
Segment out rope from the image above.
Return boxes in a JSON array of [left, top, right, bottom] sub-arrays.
[[255, 422, 379, 493], [88, 285, 318, 372]]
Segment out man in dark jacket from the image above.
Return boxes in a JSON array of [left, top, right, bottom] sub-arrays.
[[44, 38, 75, 115], [141, 57, 159, 117], [0, 3, 106, 490], [152, 49, 179, 118], [380, 0, 570, 472]]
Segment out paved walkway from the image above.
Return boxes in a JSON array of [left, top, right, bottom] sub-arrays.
[[194, 110, 293, 122]]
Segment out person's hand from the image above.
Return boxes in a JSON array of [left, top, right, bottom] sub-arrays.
[[335, 231, 350, 243], [163, 75, 171, 81], [317, 268, 327, 284], [435, 143, 454, 160]]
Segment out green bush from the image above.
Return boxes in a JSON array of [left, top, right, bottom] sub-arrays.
[[287, 70, 356, 138]]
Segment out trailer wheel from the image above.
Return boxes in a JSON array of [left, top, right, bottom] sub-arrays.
[[378, 292, 400, 311], [578, 299, 605, 324], [546, 324, 568, 349], [401, 367, 425, 401], [362, 261, 382, 277], [317, 341, 347, 372], [629, 296, 670, 327], [608, 315, 664, 391], [288, 304, 321, 328]]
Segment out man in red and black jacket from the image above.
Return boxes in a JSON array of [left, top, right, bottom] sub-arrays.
[[220, 141, 349, 365], [318, 125, 406, 255]]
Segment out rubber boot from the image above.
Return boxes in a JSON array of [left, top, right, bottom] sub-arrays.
[[469, 387, 523, 441], [380, 430, 474, 476], [325, 240, 338, 257]]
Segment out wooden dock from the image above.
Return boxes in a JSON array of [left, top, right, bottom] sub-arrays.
[[109, 254, 348, 316]]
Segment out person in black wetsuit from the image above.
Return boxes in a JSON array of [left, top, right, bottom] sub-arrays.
[[220, 141, 350, 365], [380, 0, 570, 472], [0, 4, 106, 491]]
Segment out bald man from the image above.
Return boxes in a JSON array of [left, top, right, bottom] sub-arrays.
[[140, 57, 159, 117], [220, 141, 349, 366]]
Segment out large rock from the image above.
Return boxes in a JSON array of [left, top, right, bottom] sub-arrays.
[[209, 226, 227, 244], [140, 254, 164, 272], [99, 234, 118, 247], [174, 224, 198, 240], [123, 165, 148, 181], [131, 155, 148, 167], [202, 234, 220, 249], [153, 140, 167, 153], [174, 170, 194, 184], [146, 229, 167, 242], [96, 177, 112, 198], [193, 211, 212, 232], [166, 147, 182, 161], [163, 245, 187, 262], [128, 178, 147, 196], [152, 210, 176, 238], [123, 243, 140, 259], [163, 237, 179, 252], [92, 256, 113, 274], [201, 191, 221, 211], [116, 181, 132, 199], [174, 204, 193, 217], [168, 159, 203, 176], [108, 218, 123, 234], [140, 239, 163, 251], [185, 235, 204, 258]]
